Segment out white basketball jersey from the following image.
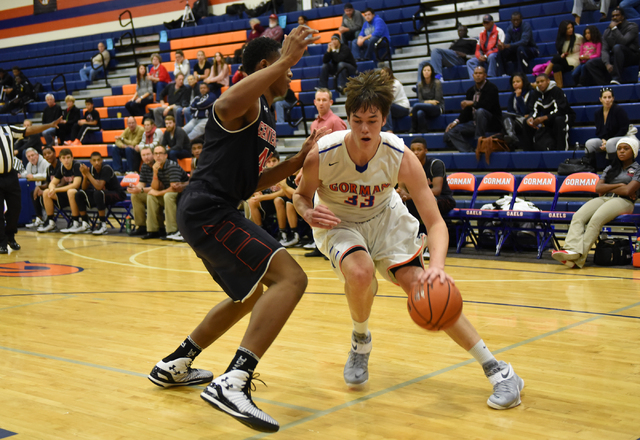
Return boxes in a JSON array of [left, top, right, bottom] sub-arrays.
[[316, 130, 405, 223]]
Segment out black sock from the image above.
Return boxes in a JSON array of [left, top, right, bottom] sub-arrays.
[[225, 347, 259, 375], [162, 336, 203, 362], [99, 216, 106, 222], [81, 214, 90, 222], [72, 216, 79, 222]]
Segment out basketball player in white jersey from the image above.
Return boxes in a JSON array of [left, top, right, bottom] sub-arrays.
[[293, 70, 524, 410]]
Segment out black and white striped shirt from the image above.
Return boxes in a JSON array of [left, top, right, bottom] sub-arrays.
[[0, 125, 27, 174]]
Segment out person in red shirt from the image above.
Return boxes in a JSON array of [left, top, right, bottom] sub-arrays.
[[310, 88, 347, 133], [148, 53, 171, 101]]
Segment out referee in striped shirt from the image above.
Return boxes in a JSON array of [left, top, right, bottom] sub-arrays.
[[1, 116, 62, 253]]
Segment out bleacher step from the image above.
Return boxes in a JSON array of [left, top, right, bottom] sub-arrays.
[[118, 35, 160, 45], [74, 88, 112, 98], [116, 46, 160, 58], [110, 68, 137, 78]]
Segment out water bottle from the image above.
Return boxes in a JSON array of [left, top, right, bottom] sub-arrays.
[[635, 237, 640, 253], [125, 216, 131, 235], [54, 136, 58, 146]]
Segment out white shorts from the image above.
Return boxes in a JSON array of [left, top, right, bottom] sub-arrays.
[[313, 192, 426, 285]]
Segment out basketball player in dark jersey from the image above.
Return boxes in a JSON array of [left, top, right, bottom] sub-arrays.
[[147, 31, 331, 433]]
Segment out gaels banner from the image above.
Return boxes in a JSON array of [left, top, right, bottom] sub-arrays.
[[34, 0, 57, 15]]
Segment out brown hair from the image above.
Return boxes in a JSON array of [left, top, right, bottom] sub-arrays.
[[344, 70, 393, 118]]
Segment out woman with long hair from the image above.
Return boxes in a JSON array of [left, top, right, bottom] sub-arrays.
[[193, 50, 211, 82], [573, 25, 602, 85], [583, 87, 631, 170], [552, 137, 639, 268], [125, 64, 154, 116], [203, 52, 229, 97], [380, 67, 410, 133], [503, 73, 533, 149], [410, 63, 444, 133], [545, 20, 583, 88]]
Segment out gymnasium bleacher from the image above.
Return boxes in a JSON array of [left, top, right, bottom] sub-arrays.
[[1, 0, 639, 246]]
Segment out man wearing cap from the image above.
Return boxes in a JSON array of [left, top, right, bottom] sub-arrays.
[[466, 15, 504, 78], [339, 3, 364, 47], [319, 34, 358, 94], [352, 8, 391, 62], [262, 14, 284, 43]]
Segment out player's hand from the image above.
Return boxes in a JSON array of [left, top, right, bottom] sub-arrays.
[[52, 116, 63, 128], [396, 187, 411, 202], [416, 267, 455, 289], [281, 25, 319, 67], [79, 163, 90, 175], [299, 126, 331, 158], [303, 204, 340, 229]]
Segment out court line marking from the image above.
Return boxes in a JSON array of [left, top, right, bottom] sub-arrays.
[[129, 247, 209, 273], [244, 299, 640, 439]]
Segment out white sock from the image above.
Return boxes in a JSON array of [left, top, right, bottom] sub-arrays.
[[352, 318, 369, 336], [468, 339, 497, 371]]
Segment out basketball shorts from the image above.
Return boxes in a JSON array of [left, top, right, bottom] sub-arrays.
[[313, 192, 426, 285], [177, 185, 285, 302], [54, 191, 70, 209]]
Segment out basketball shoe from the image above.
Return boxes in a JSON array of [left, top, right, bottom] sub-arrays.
[[485, 360, 524, 409], [344, 331, 371, 386], [37, 219, 58, 233], [551, 250, 580, 268], [200, 370, 279, 433], [148, 357, 213, 388], [26, 217, 44, 229], [92, 221, 108, 235]]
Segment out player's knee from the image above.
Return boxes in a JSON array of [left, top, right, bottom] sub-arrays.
[[288, 266, 308, 297], [344, 265, 376, 289]]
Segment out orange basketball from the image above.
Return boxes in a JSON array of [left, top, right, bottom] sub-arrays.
[[407, 279, 463, 331]]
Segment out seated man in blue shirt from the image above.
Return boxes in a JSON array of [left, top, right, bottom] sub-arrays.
[[498, 12, 539, 75], [351, 8, 391, 62]]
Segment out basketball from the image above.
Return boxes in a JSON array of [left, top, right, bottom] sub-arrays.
[[407, 279, 463, 331]]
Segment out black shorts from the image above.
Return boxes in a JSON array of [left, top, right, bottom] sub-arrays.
[[54, 191, 70, 209], [177, 186, 284, 302]]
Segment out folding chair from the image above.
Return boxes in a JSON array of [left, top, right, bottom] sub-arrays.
[[444, 172, 477, 252], [456, 172, 516, 255], [496, 172, 557, 258]]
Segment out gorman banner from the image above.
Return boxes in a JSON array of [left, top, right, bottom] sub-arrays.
[[34, 0, 57, 15]]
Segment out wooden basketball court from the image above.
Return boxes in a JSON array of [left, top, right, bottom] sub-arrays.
[[1, 231, 639, 439]]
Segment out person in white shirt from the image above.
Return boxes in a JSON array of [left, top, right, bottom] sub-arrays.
[[79, 42, 110, 82], [173, 50, 190, 78], [21, 148, 48, 180], [380, 67, 409, 132]]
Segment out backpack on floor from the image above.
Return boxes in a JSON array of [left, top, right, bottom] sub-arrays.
[[594, 238, 632, 266]]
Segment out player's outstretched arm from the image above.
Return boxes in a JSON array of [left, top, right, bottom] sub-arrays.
[[216, 26, 319, 125], [398, 147, 452, 285], [256, 127, 330, 192], [293, 146, 341, 229]]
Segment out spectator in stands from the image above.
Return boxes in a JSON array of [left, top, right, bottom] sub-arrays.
[[619, 0, 640, 18], [410, 63, 444, 133], [248, 18, 265, 42], [160, 115, 191, 162], [503, 73, 534, 150], [444, 66, 502, 152], [174, 50, 190, 78], [20, 147, 48, 181], [183, 74, 198, 123], [552, 137, 640, 269], [66, 152, 126, 234], [26, 145, 60, 230], [274, 87, 298, 124], [418, 24, 476, 82], [262, 14, 284, 43], [193, 50, 211, 82], [203, 52, 229, 98], [139, 117, 163, 150], [142, 145, 189, 240], [581, 8, 639, 85], [573, 25, 602, 85], [231, 43, 246, 65], [467, 15, 503, 78], [573, 0, 611, 24], [13, 120, 42, 161], [41, 94, 62, 146], [79, 42, 110, 82], [191, 139, 203, 170], [319, 34, 357, 95], [126, 64, 154, 117], [65, 97, 101, 145], [0, 74, 33, 115], [352, 8, 390, 62], [127, 145, 156, 236], [498, 12, 539, 75], [184, 82, 215, 141], [232, 65, 247, 85], [310, 88, 347, 133], [545, 20, 583, 88], [584, 87, 631, 170], [113, 116, 145, 174], [149, 53, 171, 99], [248, 153, 284, 230], [339, 3, 364, 47], [11, 66, 31, 88], [37, 148, 82, 233], [56, 95, 81, 144], [153, 72, 190, 127], [0, 68, 13, 102], [524, 73, 576, 151], [381, 67, 410, 133], [397, 137, 456, 257]]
